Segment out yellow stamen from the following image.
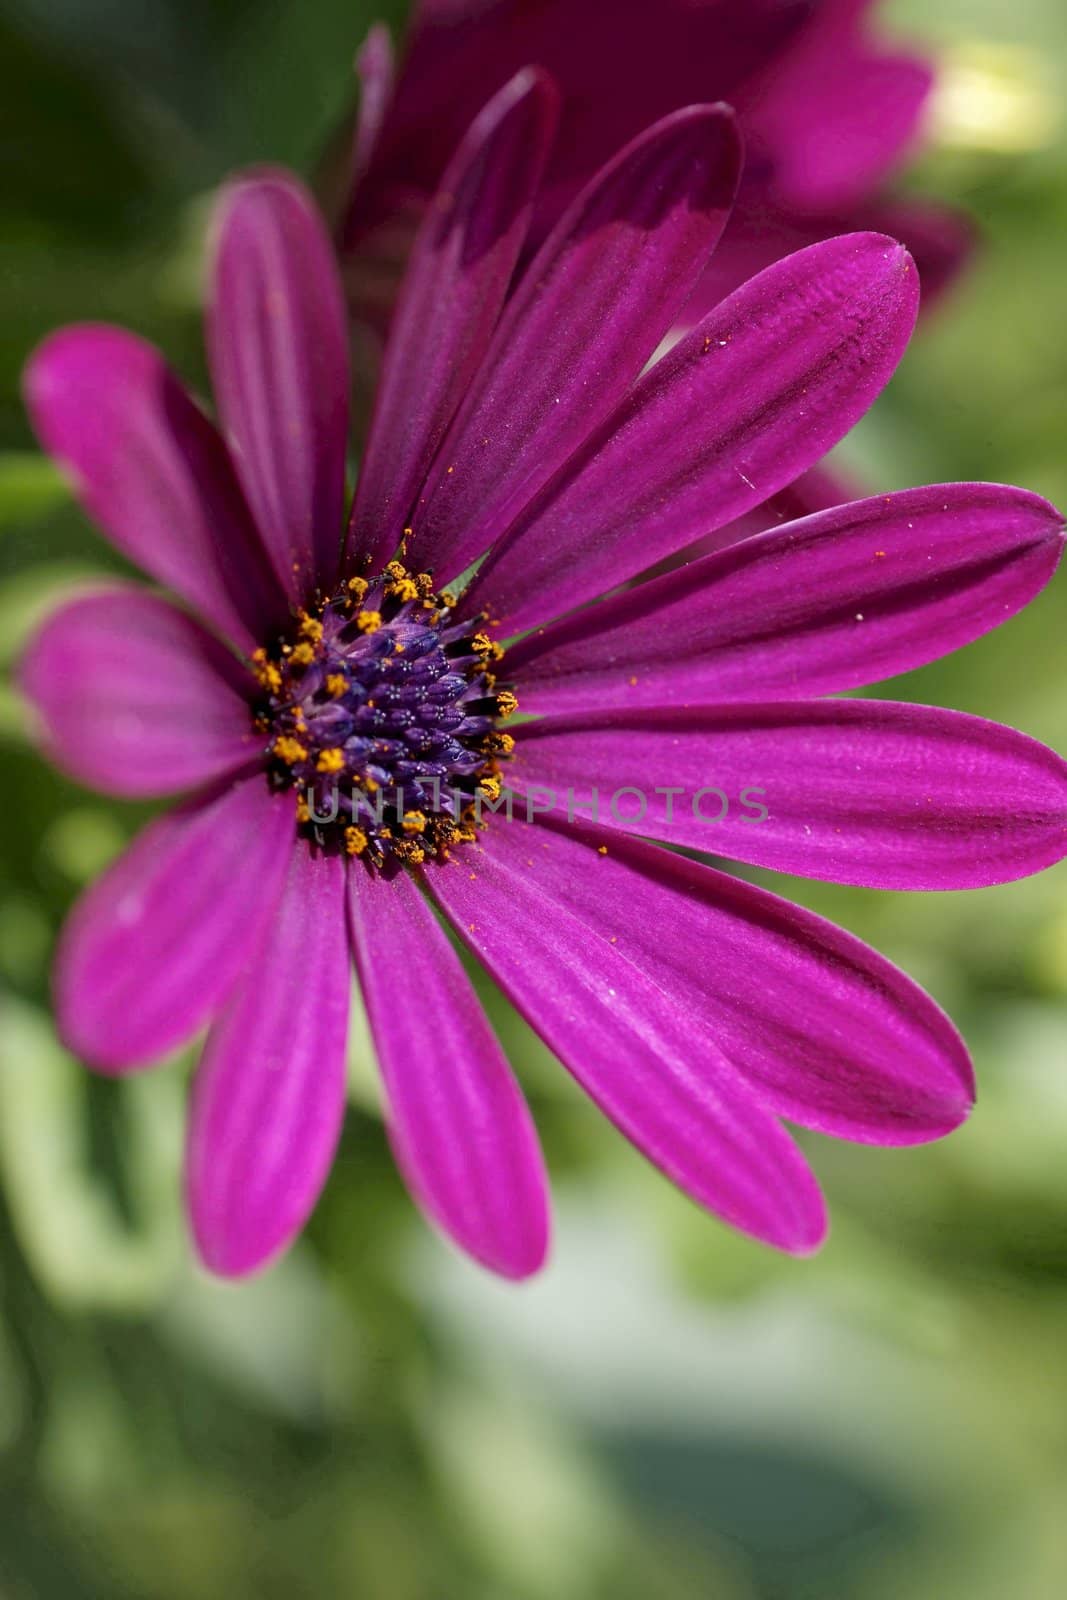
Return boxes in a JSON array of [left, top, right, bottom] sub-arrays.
[[344, 826, 369, 856], [496, 691, 519, 719], [325, 673, 347, 697], [402, 810, 428, 834], [273, 736, 307, 764], [356, 610, 382, 634], [289, 641, 315, 668], [316, 747, 345, 774], [347, 576, 369, 602]]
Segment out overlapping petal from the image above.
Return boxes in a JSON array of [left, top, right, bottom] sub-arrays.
[[465, 233, 920, 634], [436, 816, 973, 1144], [507, 485, 1065, 714], [56, 778, 295, 1072], [209, 171, 351, 601], [24, 326, 287, 653], [347, 69, 559, 576], [428, 825, 827, 1253], [350, 866, 549, 1277], [186, 843, 350, 1277], [20, 585, 260, 798], [510, 701, 1067, 889], [406, 105, 743, 580]]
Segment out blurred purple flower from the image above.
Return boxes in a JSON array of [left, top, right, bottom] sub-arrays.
[[20, 78, 1066, 1279], [334, 0, 973, 335]]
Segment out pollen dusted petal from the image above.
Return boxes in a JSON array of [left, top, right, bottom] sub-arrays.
[[347, 68, 559, 576], [56, 778, 295, 1072], [509, 701, 1067, 890], [209, 170, 351, 602], [405, 104, 743, 582], [507, 484, 1066, 714], [24, 326, 288, 653], [186, 842, 350, 1278], [20, 584, 261, 799], [427, 829, 828, 1255], [349, 866, 549, 1278], [432, 816, 974, 1146], [464, 232, 920, 635]]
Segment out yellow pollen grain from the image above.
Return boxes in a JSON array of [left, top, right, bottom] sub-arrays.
[[316, 747, 345, 774], [273, 736, 307, 764], [402, 810, 428, 834], [298, 613, 323, 643], [439, 591, 457, 609], [496, 691, 519, 719], [478, 775, 502, 802], [289, 641, 316, 668], [356, 610, 382, 634], [628, 675, 638, 687], [597, 845, 608, 855], [326, 673, 346, 697], [347, 576, 369, 602], [472, 632, 492, 655], [385, 560, 407, 581], [295, 796, 311, 824], [344, 826, 369, 857], [387, 577, 419, 602]]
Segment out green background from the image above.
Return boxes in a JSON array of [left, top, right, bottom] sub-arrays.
[[1, 0, 1066, 1594]]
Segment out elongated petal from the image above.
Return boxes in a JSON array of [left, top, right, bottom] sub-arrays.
[[508, 485, 1065, 713], [186, 843, 349, 1277], [510, 701, 1067, 889], [406, 105, 743, 581], [427, 830, 826, 1254], [347, 70, 558, 576], [349, 866, 549, 1277], [467, 233, 919, 634], [659, 460, 860, 569], [24, 327, 287, 652], [209, 171, 350, 600], [435, 817, 972, 1144], [20, 585, 261, 798], [56, 777, 295, 1071]]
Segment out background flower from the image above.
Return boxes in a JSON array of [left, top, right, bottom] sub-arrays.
[[333, 0, 974, 333]]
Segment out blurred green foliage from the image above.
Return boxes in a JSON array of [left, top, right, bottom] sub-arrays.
[[0, 0, 1066, 1594]]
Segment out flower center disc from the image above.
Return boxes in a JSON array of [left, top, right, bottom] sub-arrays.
[[252, 563, 516, 867]]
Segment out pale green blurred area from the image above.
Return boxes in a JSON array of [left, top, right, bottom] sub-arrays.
[[0, 0, 1066, 1593]]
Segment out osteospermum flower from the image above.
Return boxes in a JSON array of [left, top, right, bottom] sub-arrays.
[[21, 77, 1067, 1278], [335, 0, 971, 332]]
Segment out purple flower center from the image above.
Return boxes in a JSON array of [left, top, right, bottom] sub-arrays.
[[252, 562, 516, 867]]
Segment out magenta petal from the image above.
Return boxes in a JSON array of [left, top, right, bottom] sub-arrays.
[[511, 701, 1067, 890], [20, 584, 261, 798], [434, 818, 972, 1145], [427, 831, 827, 1255], [508, 484, 1065, 713], [746, 22, 932, 209], [186, 842, 349, 1277], [406, 104, 743, 582], [349, 866, 549, 1278], [350, 25, 396, 193], [24, 327, 287, 653], [209, 171, 350, 601], [347, 69, 559, 577], [56, 777, 295, 1072], [468, 233, 920, 634]]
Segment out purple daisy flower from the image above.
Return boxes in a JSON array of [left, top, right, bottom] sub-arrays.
[[20, 78, 1067, 1280], [335, 0, 972, 334]]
